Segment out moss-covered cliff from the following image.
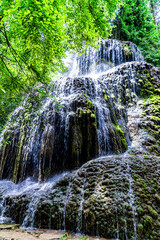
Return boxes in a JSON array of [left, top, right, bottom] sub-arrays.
[[3, 155, 160, 240], [0, 62, 160, 183]]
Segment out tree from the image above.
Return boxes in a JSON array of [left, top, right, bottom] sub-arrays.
[[0, 0, 122, 83], [149, 0, 160, 29], [113, 0, 160, 67], [0, 0, 122, 131]]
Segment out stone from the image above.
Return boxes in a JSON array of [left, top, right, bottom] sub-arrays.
[[0, 155, 159, 239], [0, 61, 159, 182], [0, 40, 160, 240]]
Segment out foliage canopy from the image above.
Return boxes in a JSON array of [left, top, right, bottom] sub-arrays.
[[0, 0, 121, 131], [113, 0, 160, 67]]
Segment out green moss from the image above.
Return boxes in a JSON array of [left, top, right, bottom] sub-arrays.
[[104, 94, 110, 101], [137, 223, 143, 233], [137, 207, 144, 215], [115, 124, 128, 150], [78, 108, 84, 118], [155, 194, 160, 204], [13, 123, 26, 183], [0, 144, 8, 177], [141, 95, 160, 154], [138, 70, 157, 99], [71, 125, 83, 159], [116, 124, 123, 135], [3, 130, 11, 140], [142, 215, 153, 227], [141, 194, 147, 198], [154, 89, 160, 95], [134, 174, 139, 179], [91, 113, 96, 119], [70, 102, 98, 164], [146, 206, 158, 219], [121, 138, 128, 149], [84, 94, 94, 110]]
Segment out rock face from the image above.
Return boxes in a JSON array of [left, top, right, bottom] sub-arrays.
[[2, 155, 160, 240], [0, 60, 160, 183], [0, 40, 160, 239], [71, 39, 144, 76]]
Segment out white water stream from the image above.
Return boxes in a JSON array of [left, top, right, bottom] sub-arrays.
[[0, 39, 145, 239], [0, 173, 69, 227]]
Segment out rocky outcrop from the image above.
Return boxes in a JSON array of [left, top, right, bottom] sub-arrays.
[[0, 62, 160, 183], [0, 40, 160, 239], [2, 155, 160, 240]]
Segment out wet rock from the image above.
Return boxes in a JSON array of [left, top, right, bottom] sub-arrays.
[[0, 40, 160, 240], [0, 155, 159, 239], [0, 60, 159, 182]]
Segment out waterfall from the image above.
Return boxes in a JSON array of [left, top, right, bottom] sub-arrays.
[[0, 173, 69, 228], [63, 180, 72, 230], [0, 40, 144, 183], [73, 39, 144, 76], [0, 39, 159, 240], [76, 170, 86, 234]]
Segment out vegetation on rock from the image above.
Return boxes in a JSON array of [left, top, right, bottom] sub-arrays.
[[0, 1, 160, 239], [3, 155, 160, 240]]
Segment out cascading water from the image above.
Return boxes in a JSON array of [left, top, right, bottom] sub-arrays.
[[0, 198, 11, 224], [76, 169, 86, 234], [63, 181, 72, 231], [0, 40, 144, 184], [0, 173, 69, 228], [74, 39, 144, 76], [0, 39, 159, 240]]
